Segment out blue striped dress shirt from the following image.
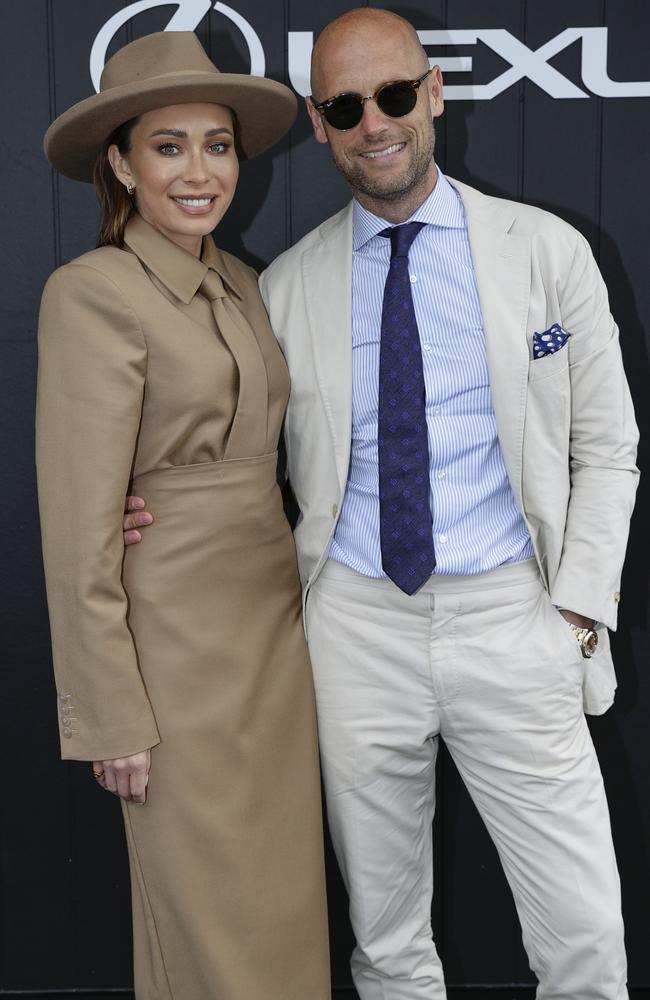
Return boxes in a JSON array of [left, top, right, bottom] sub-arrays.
[[329, 171, 533, 577]]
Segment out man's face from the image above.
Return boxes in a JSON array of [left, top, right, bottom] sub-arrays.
[[307, 25, 443, 210]]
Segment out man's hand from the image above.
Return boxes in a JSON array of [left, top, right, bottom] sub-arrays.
[[123, 495, 153, 545], [93, 749, 151, 804], [559, 609, 595, 629]]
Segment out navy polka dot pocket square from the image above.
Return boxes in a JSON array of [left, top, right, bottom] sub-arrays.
[[532, 323, 571, 359]]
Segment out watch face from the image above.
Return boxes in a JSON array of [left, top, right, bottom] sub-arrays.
[[582, 630, 598, 658]]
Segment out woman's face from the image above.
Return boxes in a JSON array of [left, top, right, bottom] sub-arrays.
[[109, 102, 239, 256]]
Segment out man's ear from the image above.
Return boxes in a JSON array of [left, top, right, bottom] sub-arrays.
[[107, 144, 135, 188], [306, 96, 329, 145], [427, 65, 445, 119]]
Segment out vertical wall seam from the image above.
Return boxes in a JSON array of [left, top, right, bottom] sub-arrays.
[[285, 0, 292, 251], [440, 0, 448, 177], [46, 0, 61, 269], [518, 0, 527, 204], [596, 0, 606, 262], [125, 0, 134, 45]]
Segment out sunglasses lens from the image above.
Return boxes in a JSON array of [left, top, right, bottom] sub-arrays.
[[377, 81, 418, 118], [323, 94, 364, 130]]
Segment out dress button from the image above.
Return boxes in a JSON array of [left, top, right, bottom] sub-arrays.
[[62, 729, 72, 739]]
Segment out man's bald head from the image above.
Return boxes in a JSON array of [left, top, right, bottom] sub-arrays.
[[311, 8, 429, 99], [306, 7, 443, 222]]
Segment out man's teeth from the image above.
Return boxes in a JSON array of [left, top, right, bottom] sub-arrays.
[[174, 197, 213, 206], [362, 143, 404, 159]]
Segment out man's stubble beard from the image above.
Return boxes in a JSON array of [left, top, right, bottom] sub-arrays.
[[330, 120, 436, 203]]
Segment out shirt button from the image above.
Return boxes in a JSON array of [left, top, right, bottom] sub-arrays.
[[433, 406, 441, 416], [422, 343, 432, 352], [409, 274, 417, 283], [437, 470, 446, 480], [438, 534, 447, 543]]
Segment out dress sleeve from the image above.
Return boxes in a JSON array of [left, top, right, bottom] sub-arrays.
[[36, 262, 161, 761]]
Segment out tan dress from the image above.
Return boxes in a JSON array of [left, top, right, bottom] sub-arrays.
[[36, 214, 329, 1000]]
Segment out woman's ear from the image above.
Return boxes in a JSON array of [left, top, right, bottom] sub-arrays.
[[107, 143, 134, 188]]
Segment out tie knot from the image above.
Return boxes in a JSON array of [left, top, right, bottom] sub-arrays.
[[199, 269, 226, 301], [381, 221, 425, 260]]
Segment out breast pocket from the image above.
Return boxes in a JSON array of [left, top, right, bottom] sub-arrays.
[[528, 345, 570, 383]]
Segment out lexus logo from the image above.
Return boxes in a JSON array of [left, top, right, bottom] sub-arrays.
[[90, 1, 265, 91], [91, 1, 650, 101]]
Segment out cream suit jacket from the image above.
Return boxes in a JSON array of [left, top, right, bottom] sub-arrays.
[[259, 177, 639, 715]]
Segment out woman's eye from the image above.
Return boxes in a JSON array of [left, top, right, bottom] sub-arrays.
[[158, 143, 179, 155], [208, 142, 230, 154]]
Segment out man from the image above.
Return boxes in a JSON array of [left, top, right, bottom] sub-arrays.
[[125, 9, 638, 997]]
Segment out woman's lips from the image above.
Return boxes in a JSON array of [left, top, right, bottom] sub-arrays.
[[170, 195, 217, 214]]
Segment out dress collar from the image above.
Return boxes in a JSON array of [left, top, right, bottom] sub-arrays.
[[123, 214, 243, 304]]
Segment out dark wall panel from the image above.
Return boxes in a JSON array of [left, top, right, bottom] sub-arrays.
[[595, 1, 650, 979], [1, 0, 72, 992], [1, 0, 649, 995]]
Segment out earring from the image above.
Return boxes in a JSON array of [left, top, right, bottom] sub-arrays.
[[127, 182, 135, 196]]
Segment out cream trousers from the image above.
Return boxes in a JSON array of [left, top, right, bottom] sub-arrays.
[[305, 558, 627, 1000]]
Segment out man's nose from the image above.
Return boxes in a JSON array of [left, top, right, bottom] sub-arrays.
[[358, 97, 390, 135]]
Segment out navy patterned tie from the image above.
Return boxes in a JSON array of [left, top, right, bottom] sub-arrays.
[[378, 222, 435, 595]]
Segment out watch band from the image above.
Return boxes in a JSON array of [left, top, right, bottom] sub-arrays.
[[565, 621, 599, 658]]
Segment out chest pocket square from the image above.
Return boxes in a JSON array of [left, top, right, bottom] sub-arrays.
[[532, 323, 571, 359]]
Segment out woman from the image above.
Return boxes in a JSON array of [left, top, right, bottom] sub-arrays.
[[36, 31, 329, 1000]]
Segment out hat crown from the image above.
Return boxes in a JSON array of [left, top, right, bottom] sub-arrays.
[[100, 31, 220, 92]]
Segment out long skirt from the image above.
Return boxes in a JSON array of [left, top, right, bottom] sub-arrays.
[[121, 454, 330, 1000]]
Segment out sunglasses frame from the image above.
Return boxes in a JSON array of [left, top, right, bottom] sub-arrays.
[[311, 69, 432, 131]]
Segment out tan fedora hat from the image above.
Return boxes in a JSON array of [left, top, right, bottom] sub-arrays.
[[44, 31, 297, 181]]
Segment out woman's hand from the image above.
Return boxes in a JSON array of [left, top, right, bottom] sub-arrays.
[[123, 495, 153, 545], [93, 749, 151, 804]]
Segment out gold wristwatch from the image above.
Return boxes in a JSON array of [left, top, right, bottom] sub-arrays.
[[567, 623, 598, 659]]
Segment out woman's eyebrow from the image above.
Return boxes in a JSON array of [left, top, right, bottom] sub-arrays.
[[147, 127, 233, 138]]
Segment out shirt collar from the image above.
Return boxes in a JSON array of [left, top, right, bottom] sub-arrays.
[[123, 214, 243, 304], [352, 168, 465, 251]]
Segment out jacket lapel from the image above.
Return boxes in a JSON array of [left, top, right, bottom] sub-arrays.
[[301, 205, 354, 496], [449, 178, 532, 512], [298, 180, 532, 511]]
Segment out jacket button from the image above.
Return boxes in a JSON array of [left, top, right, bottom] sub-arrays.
[[62, 729, 73, 739]]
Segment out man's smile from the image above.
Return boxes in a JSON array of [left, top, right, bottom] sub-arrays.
[[359, 142, 406, 160]]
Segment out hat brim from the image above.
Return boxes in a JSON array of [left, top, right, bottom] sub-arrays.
[[44, 70, 298, 181]]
